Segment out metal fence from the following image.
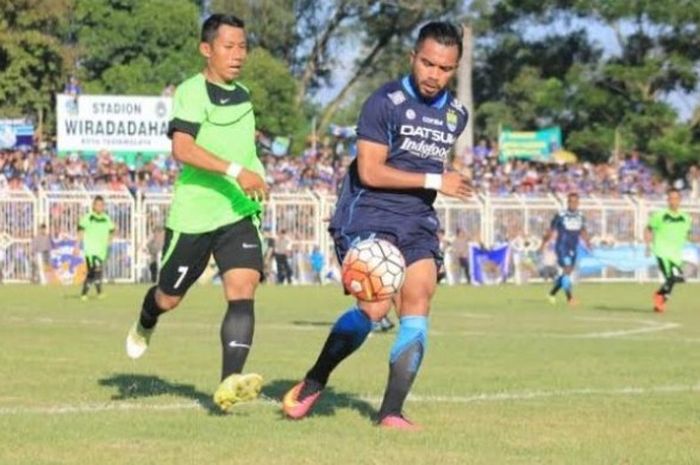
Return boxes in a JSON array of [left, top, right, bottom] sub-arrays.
[[38, 188, 137, 282], [1, 189, 698, 284], [0, 188, 37, 282]]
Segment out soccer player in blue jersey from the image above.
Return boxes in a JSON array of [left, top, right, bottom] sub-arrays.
[[539, 192, 592, 305], [282, 22, 471, 430]]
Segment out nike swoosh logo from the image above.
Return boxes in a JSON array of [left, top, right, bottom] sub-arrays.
[[242, 243, 258, 249], [228, 341, 251, 349], [220, 98, 230, 104]]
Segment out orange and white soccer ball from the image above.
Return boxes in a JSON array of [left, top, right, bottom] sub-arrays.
[[341, 238, 406, 302]]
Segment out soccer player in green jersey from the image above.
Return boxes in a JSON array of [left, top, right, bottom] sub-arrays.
[[125, 14, 268, 412], [645, 188, 693, 313], [77, 195, 114, 301]]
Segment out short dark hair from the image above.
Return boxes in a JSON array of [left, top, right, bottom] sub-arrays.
[[201, 14, 245, 43], [667, 187, 681, 195], [568, 192, 579, 199], [415, 21, 463, 59], [94, 195, 104, 203]]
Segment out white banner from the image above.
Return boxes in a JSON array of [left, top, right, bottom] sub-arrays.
[[56, 94, 172, 154]]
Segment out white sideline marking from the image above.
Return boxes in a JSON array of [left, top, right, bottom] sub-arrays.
[[0, 316, 684, 340], [2, 383, 699, 416], [571, 316, 680, 339], [400, 383, 700, 404], [453, 312, 494, 319]]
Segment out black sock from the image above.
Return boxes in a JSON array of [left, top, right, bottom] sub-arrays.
[[139, 286, 162, 329], [81, 278, 91, 296], [550, 275, 563, 296], [305, 307, 372, 388], [220, 299, 255, 380]]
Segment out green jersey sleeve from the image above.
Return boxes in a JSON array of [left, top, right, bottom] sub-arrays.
[[167, 81, 206, 139], [647, 211, 662, 231], [78, 213, 89, 231]]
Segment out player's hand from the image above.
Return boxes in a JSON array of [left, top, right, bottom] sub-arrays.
[[439, 172, 472, 200], [236, 168, 268, 201]]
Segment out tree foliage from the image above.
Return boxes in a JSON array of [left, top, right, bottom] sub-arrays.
[[0, 0, 73, 122], [74, 0, 202, 94], [2, 0, 700, 165], [239, 48, 304, 136], [471, 0, 700, 164]]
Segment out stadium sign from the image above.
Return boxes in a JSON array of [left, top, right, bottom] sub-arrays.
[[498, 126, 562, 162], [56, 94, 172, 157]]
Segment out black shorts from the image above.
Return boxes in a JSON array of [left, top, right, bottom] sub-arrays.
[[158, 218, 263, 296], [85, 256, 104, 271], [656, 257, 683, 282]]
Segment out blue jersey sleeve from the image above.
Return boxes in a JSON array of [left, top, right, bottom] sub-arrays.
[[550, 214, 561, 232], [356, 91, 393, 146]]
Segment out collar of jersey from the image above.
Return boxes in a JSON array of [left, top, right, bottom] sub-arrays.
[[401, 75, 449, 109], [201, 72, 237, 91]]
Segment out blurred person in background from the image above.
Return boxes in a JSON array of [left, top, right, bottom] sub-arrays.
[[31, 223, 52, 284]]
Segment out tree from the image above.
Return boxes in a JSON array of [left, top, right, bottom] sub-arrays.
[[471, 0, 700, 164], [238, 48, 304, 136], [0, 0, 73, 127], [74, 0, 202, 94], [214, 0, 462, 129]]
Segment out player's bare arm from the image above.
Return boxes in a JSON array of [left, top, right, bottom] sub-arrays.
[[357, 139, 471, 200], [172, 131, 267, 198]]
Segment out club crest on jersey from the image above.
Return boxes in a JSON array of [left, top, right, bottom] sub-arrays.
[[446, 110, 458, 131], [405, 108, 416, 120], [387, 90, 406, 106]]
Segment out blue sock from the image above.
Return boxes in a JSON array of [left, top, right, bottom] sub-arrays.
[[561, 274, 573, 300], [378, 316, 428, 419], [305, 306, 372, 386]]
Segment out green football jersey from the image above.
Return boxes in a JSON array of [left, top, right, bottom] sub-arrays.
[[166, 73, 264, 233], [78, 211, 115, 260], [647, 209, 692, 264]]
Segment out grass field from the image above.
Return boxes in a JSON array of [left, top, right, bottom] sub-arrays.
[[1, 282, 699, 465]]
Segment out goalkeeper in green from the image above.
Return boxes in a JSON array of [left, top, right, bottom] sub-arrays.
[[77, 195, 114, 300]]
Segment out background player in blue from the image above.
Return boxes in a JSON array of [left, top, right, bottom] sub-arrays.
[[539, 192, 592, 305], [282, 22, 471, 430]]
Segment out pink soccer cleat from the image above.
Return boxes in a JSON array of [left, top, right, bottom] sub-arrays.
[[282, 380, 323, 419], [379, 414, 422, 431]]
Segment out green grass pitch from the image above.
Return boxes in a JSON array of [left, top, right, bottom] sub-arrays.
[[1, 283, 699, 465]]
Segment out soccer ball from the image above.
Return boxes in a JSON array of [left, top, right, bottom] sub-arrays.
[[341, 238, 406, 302]]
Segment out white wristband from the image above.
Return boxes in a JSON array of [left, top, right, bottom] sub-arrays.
[[424, 173, 443, 190], [226, 162, 242, 179]]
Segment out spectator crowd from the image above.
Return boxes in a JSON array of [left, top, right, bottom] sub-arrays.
[[2, 136, 699, 200]]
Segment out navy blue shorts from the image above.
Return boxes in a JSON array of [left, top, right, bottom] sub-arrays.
[[330, 214, 443, 273], [556, 248, 577, 268]]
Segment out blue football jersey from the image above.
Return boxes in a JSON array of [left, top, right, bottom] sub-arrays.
[[329, 76, 468, 235], [551, 210, 586, 251]]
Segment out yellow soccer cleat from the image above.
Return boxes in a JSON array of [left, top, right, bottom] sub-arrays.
[[213, 373, 263, 413], [125, 321, 154, 359], [80, 295, 89, 302], [547, 295, 556, 305]]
